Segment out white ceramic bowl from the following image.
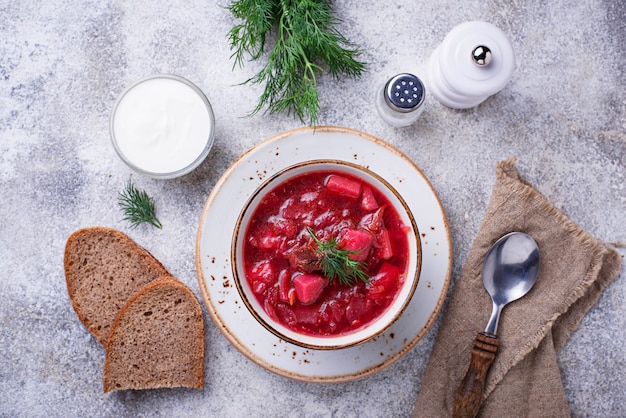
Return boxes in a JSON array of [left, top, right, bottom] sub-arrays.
[[232, 160, 421, 350]]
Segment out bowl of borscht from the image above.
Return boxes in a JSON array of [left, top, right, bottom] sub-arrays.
[[232, 160, 421, 350]]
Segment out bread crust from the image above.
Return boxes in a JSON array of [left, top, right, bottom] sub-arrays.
[[64, 227, 170, 345], [103, 276, 205, 392]]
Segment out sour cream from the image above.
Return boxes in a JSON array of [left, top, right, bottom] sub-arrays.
[[110, 75, 215, 179]]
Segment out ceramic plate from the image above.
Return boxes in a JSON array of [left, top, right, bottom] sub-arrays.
[[196, 126, 452, 383]]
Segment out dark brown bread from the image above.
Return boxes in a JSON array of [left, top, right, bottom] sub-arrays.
[[64, 227, 170, 345], [103, 276, 205, 392]]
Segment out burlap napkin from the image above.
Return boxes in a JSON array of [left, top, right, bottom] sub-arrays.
[[413, 158, 622, 417]]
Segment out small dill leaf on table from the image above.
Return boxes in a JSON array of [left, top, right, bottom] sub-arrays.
[[118, 179, 162, 229]]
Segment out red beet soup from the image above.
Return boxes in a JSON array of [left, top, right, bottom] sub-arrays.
[[242, 170, 410, 337]]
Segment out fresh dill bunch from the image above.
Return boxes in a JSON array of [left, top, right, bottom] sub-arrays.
[[227, 0, 366, 126], [118, 179, 162, 229], [307, 227, 368, 286]]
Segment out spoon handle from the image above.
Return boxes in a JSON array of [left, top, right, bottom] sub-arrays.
[[452, 332, 499, 418]]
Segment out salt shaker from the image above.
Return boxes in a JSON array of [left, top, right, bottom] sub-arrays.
[[427, 21, 515, 109], [375, 73, 426, 127]]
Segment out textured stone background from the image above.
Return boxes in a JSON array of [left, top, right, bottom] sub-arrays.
[[1, 0, 624, 417]]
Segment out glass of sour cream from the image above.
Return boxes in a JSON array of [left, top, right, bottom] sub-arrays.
[[110, 74, 215, 179]]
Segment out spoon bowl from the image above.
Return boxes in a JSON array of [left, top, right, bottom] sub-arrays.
[[482, 232, 540, 336]]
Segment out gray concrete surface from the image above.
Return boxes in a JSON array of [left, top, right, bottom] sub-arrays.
[[1, 0, 624, 417]]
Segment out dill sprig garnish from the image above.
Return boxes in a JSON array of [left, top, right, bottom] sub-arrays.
[[118, 179, 162, 229], [307, 227, 368, 286], [227, 0, 366, 126]]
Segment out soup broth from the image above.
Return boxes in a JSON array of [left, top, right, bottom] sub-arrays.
[[242, 170, 410, 337]]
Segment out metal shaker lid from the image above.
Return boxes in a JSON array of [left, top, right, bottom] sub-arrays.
[[384, 73, 425, 113]]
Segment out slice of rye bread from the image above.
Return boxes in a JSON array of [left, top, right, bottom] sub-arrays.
[[64, 227, 170, 345], [104, 276, 204, 392]]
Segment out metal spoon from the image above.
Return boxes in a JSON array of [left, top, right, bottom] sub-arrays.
[[453, 232, 540, 418]]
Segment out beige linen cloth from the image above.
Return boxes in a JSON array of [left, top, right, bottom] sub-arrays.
[[413, 159, 622, 417]]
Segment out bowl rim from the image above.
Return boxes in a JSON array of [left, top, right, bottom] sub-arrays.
[[109, 73, 216, 179], [231, 159, 422, 350]]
